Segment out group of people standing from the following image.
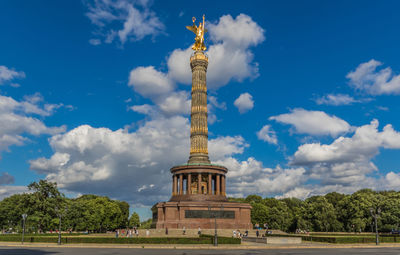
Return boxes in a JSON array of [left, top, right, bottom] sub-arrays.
[[115, 228, 151, 238], [233, 229, 248, 238]]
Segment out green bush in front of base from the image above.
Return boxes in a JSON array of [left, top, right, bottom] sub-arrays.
[[200, 234, 241, 244], [301, 235, 400, 243], [1, 233, 82, 237], [0, 235, 62, 243], [0, 235, 241, 244], [64, 237, 211, 244]]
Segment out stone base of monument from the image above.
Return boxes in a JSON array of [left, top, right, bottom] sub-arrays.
[[151, 201, 252, 229]]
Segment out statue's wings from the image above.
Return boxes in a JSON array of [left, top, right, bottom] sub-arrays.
[[186, 25, 197, 34]]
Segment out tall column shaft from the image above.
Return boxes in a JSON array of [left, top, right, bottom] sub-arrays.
[[188, 51, 210, 164]]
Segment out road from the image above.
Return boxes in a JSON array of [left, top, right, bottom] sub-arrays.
[[1, 247, 400, 255]]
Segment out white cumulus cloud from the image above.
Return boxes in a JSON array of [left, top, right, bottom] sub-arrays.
[[346, 59, 400, 95], [215, 156, 306, 198], [29, 116, 268, 205], [291, 119, 400, 186], [270, 108, 351, 137], [128, 66, 174, 99], [257, 125, 277, 145], [0, 65, 25, 85], [315, 94, 358, 106], [0, 185, 28, 201], [0, 94, 66, 155], [85, 0, 165, 45], [234, 92, 254, 114], [29, 117, 190, 205]]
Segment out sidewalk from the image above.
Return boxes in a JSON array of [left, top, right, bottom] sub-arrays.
[[1, 241, 400, 249]]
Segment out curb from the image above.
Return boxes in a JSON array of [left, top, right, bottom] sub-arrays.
[[1, 242, 400, 249]]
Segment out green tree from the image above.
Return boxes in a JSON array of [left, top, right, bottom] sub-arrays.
[[0, 193, 30, 232], [250, 203, 269, 226], [245, 195, 263, 204], [300, 196, 342, 232], [128, 212, 140, 228], [27, 180, 64, 232], [139, 219, 152, 229], [337, 189, 379, 232], [262, 198, 293, 231]]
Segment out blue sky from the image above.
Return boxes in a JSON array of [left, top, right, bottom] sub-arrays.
[[1, 0, 400, 219]]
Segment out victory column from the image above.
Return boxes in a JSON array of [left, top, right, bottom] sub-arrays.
[[152, 16, 252, 230]]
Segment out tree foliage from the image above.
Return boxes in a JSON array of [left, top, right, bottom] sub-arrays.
[[236, 189, 400, 232], [128, 212, 140, 228], [0, 180, 131, 233]]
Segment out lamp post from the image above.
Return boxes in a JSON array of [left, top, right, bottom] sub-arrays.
[[56, 206, 68, 245], [370, 207, 381, 245], [208, 204, 218, 246], [21, 214, 27, 244]]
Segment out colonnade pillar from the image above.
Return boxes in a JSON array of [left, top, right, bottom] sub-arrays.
[[208, 173, 212, 195], [198, 173, 201, 194], [221, 175, 225, 195], [187, 173, 191, 194], [172, 173, 226, 196], [216, 174, 220, 195], [179, 174, 183, 195], [173, 175, 178, 195]]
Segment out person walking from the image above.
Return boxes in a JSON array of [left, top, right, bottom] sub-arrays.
[[256, 229, 259, 238], [115, 229, 119, 238], [198, 227, 201, 236], [183, 226, 186, 235], [165, 227, 168, 235]]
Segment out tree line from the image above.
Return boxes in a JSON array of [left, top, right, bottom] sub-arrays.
[[0, 180, 140, 233], [230, 189, 400, 232], [2, 180, 399, 233]]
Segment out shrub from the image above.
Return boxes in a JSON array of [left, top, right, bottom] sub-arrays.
[[0, 235, 241, 244]]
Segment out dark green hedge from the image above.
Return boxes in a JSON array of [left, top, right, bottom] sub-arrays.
[[0, 235, 240, 244], [0, 236, 61, 243], [200, 234, 241, 244], [64, 237, 211, 244], [301, 235, 400, 243], [1, 233, 82, 237]]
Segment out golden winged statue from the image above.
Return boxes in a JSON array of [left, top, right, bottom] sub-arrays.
[[186, 15, 208, 51]]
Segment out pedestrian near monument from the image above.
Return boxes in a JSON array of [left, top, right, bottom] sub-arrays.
[[198, 227, 201, 236], [165, 227, 168, 235], [183, 226, 186, 235]]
